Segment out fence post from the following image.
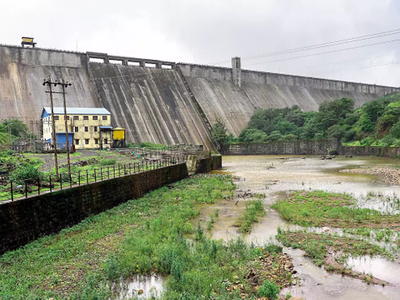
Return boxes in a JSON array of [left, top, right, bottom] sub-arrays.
[[70, 172, 72, 188], [60, 174, 63, 190], [134, 163, 136, 173], [86, 170, 89, 184], [10, 181, 13, 201], [50, 176, 52, 193], [25, 180, 28, 198], [108, 167, 110, 179], [78, 171, 81, 186], [113, 166, 116, 178], [94, 169, 97, 182], [124, 164, 126, 175], [118, 164, 120, 177], [101, 167, 103, 181], [129, 163, 131, 174], [37, 177, 40, 195]]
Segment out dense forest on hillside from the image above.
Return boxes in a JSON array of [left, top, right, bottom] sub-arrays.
[[220, 92, 400, 147]]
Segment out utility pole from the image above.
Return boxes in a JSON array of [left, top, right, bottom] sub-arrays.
[[60, 80, 72, 181], [7, 123, 12, 150], [43, 78, 59, 180]]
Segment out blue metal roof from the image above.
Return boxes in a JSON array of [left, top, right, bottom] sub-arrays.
[[42, 107, 111, 118], [99, 126, 113, 129]]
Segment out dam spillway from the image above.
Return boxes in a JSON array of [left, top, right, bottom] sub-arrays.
[[0, 44, 399, 148]]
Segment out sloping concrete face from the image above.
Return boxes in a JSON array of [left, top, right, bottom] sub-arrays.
[[178, 64, 399, 136], [1, 44, 399, 148], [0, 46, 99, 123], [89, 63, 213, 149]]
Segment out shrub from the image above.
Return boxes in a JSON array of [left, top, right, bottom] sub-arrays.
[[257, 280, 280, 299], [126, 142, 137, 148], [10, 165, 42, 182], [99, 159, 116, 166], [139, 142, 168, 149]]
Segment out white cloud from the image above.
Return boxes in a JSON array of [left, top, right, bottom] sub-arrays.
[[0, 0, 399, 85]]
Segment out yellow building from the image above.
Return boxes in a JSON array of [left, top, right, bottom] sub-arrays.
[[41, 107, 112, 149]]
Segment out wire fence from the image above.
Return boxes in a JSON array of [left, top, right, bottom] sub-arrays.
[[3, 157, 182, 202]]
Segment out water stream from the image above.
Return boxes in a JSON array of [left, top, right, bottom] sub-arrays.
[[116, 155, 400, 299], [209, 155, 400, 299]]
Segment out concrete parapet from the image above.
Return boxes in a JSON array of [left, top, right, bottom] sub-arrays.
[[86, 51, 176, 69], [179, 62, 400, 95]]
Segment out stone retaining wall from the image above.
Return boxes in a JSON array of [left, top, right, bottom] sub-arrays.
[[340, 146, 400, 158], [223, 142, 400, 159], [223, 141, 337, 155], [0, 163, 188, 255]]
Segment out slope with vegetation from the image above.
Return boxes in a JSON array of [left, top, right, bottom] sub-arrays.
[[0, 175, 294, 299], [215, 92, 400, 147]]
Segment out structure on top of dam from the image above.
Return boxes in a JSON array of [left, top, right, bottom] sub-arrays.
[[0, 43, 399, 149]]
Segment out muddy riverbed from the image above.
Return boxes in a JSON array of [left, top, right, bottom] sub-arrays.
[[207, 155, 400, 300]]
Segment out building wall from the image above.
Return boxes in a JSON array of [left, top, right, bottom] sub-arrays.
[[0, 163, 189, 255], [42, 113, 112, 149]]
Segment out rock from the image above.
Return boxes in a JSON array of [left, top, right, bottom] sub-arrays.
[[289, 297, 305, 300]]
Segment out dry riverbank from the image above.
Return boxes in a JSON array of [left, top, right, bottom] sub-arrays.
[[340, 166, 400, 185]]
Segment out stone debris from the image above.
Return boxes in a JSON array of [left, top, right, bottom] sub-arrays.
[[340, 166, 400, 185], [225, 250, 297, 299]]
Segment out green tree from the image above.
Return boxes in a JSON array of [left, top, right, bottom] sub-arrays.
[[317, 98, 354, 130], [238, 128, 268, 143], [267, 131, 282, 141], [2, 119, 29, 138], [390, 121, 400, 138], [211, 120, 228, 150]]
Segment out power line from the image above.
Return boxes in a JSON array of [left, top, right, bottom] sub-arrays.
[[210, 28, 400, 65], [243, 29, 400, 61], [245, 38, 400, 67], [327, 60, 400, 74], [292, 53, 397, 73]]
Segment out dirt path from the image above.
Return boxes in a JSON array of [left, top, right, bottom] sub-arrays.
[[34, 150, 98, 171]]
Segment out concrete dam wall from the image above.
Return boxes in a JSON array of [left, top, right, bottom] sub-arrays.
[[0, 45, 213, 149], [0, 44, 399, 147], [89, 63, 213, 149], [178, 63, 400, 136], [0, 45, 99, 122]]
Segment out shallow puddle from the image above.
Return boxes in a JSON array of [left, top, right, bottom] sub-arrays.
[[346, 256, 400, 286], [114, 274, 166, 299]]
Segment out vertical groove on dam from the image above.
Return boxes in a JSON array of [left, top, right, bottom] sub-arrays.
[[88, 63, 214, 149]]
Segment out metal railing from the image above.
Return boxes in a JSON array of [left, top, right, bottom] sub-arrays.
[[3, 157, 182, 202]]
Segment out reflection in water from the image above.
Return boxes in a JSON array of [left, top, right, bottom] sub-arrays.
[[115, 274, 166, 299], [347, 256, 400, 287], [210, 155, 400, 299]]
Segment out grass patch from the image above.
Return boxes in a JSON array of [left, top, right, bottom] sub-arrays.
[[277, 230, 392, 284], [236, 198, 266, 233], [272, 190, 400, 229], [0, 175, 294, 299]]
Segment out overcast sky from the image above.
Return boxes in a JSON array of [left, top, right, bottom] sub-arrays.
[[1, 0, 400, 86]]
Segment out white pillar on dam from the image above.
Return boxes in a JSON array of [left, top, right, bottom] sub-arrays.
[[232, 57, 241, 87]]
